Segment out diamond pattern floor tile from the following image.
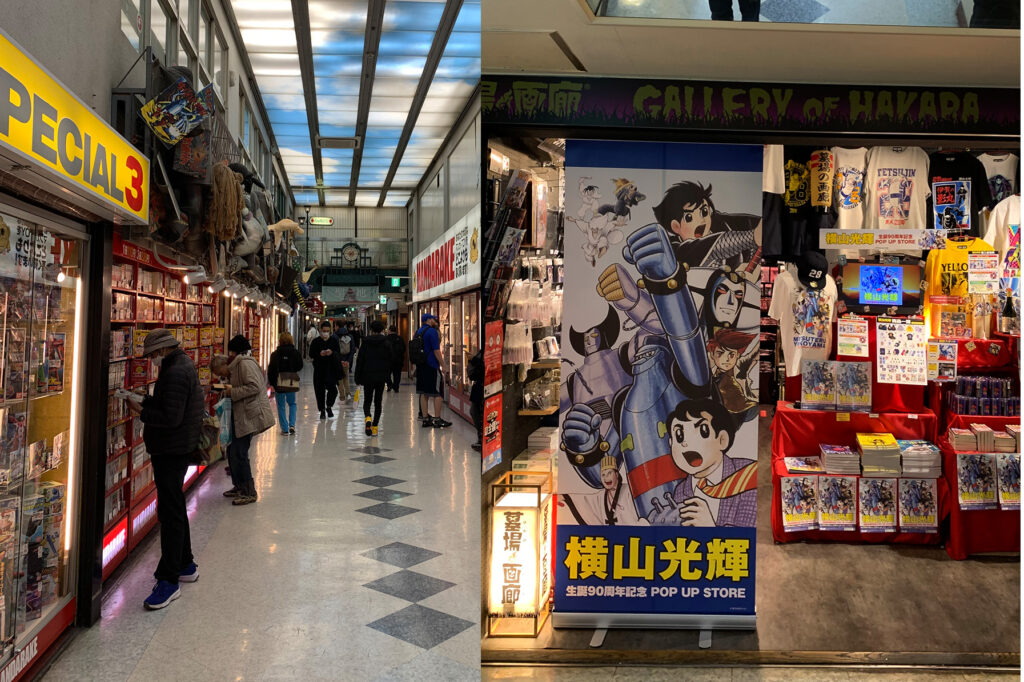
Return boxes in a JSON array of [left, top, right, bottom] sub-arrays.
[[353, 475, 406, 488], [355, 489, 413, 503], [361, 542, 441, 569], [351, 455, 396, 464], [355, 502, 420, 519], [363, 570, 455, 602], [367, 604, 474, 649]]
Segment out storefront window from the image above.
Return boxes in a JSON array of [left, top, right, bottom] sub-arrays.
[[176, 32, 193, 72], [0, 206, 83, 660], [177, 0, 193, 36], [213, 29, 227, 100]]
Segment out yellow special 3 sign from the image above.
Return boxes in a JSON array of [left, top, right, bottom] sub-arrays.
[[0, 31, 149, 224]]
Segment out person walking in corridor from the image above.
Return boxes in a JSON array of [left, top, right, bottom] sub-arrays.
[[267, 331, 303, 435], [213, 336, 275, 505], [304, 322, 318, 360], [385, 325, 406, 392], [127, 329, 204, 610], [309, 321, 341, 419], [354, 320, 394, 436], [413, 313, 452, 428], [334, 320, 355, 403]]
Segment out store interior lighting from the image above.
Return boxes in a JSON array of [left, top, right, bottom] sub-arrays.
[[207, 275, 228, 294], [183, 266, 208, 285]]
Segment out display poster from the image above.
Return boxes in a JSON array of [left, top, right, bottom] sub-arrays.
[[819, 229, 946, 252], [800, 360, 835, 410], [835, 361, 872, 412], [817, 475, 857, 531], [483, 393, 502, 473], [996, 454, 1021, 510], [837, 317, 869, 357], [557, 141, 760, 622], [967, 250, 999, 295], [926, 340, 958, 382], [858, 478, 897, 532], [957, 453, 998, 510], [780, 475, 819, 531], [933, 181, 971, 233], [875, 318, 927, 385], [898, 478, 938, 532], [484, 321, 504, 398]]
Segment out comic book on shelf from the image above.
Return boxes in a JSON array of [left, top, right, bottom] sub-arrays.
[[817, 475, 857, 531], [957, 453, 997, 510], [836, 361, 872, 412], [858, 477, 897, 532], [898, 478, 938, 532], [996, 453, 1020, 510], [780, 475, 819, 531], [46, 333, 64, 394], [800, 360, 835, 410], [783, 456, 824, 474]]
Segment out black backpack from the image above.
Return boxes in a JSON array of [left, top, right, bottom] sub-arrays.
[[409, 328, 428, 366]]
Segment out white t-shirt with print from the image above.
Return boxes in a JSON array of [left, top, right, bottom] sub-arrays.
[[763, 145, 785, 194], [863, 147, 931, 230], [832, 147, 868, 231], [769, 269, 839, 377], [978, 153, 1019, 204], [983, 194, 1021, 279]]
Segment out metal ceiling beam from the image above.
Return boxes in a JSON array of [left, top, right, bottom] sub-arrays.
[[378, 0, 463, 207], [291, 0, 324, 205], [292, 185, 415, 192], [349, 0, 388, 207]]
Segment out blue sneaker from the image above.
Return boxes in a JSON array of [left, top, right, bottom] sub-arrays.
[[144, 580, 181, 610], [179, 563, 199, 583]]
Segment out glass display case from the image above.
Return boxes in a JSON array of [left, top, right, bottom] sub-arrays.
[[0, 204, 84, 662]]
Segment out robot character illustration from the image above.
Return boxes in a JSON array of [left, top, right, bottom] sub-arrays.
[[562, 221, 758, 527], [1000, 456, 1021, 493], [567, 177, 625, 267]]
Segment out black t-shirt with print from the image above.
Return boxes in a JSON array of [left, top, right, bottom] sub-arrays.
[[928, 152, 994, 238]]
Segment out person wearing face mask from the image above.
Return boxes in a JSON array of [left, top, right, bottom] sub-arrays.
[[308, 321, 342, 419], [126, 329, 204, 610], [211, 335, 275, 505]]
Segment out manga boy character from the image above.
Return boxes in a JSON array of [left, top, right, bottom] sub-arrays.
[[652, 182, 760, 270], [707, 329, 757, 417]]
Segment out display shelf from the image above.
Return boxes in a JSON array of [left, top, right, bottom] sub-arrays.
[[107, 416, 132, 430], [529, 359, 560, 369], [131, 479, 155, 508], [128, 489, 159, 551], [519, 406, 558, 416], [104, 478, 130, 497], [107, 445, 131, 462], [102, 509, 128, 536]]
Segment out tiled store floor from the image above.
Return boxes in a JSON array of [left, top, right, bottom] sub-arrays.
[[44, 370, 480, 681]]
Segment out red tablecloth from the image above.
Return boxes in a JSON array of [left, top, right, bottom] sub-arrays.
[[939, 436, 1020, 560], [783, 316, 926, 413], [953, 336, 1018, 370], [770, 401, 944, 545]]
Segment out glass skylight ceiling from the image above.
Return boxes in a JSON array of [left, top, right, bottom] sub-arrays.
[[231, 0, 480, 208]]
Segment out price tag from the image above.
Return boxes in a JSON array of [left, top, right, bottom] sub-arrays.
[[909, 413, 919, 420], [836, 412, 851, 422]]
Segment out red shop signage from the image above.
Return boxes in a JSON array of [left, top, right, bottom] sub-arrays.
[[484, 320, 503, 398], [415, 236, 456, 294]]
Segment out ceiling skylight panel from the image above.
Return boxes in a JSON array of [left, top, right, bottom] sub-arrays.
[[292, 191, 320, 205], [382, 1, 446, 31], [308, 0, 368, 30], [355, 190, 382, 206]]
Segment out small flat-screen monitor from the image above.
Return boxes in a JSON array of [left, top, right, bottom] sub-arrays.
[[840, 262, 922, 314], [858, 265, 904, 306]]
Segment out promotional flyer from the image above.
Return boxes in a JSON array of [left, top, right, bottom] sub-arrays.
[[557, 141, 760, 623]]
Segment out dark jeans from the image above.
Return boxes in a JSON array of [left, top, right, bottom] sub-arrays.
[[387, 366, 402, 391], [313, 376, 338, 413], [151, 455, 193, 584], [709, 0, 760, 20], [363, 382, 385, 425], [228, 432, 254, 491]]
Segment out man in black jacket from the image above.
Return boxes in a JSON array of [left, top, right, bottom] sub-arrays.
[[127, 329, 204, 610], [309, 321, 342, 419], [354, 320, 394, 436], [385, 325, 406, 392], [469, 349, 484, 451]]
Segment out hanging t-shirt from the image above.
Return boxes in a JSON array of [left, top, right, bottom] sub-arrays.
[[809, 149, 835, 209], [978, 152, 1019, 203], [863, 146, 930, 230], [928, 152, 993, 238], [831, 147, 868, 231], [769, 269, 838, 377], [782, 147, 815, 257], [924, 237, 996, 335], [763, 145, 785, 194], [983, 195, 1021, 279]]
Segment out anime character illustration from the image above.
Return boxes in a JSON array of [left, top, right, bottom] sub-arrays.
[[707, 329, 758, 417], [574, 176, 601, 223], [1003, 223, 1020, 279], [559, 455, 642, 526], [0, 215, 10, 255], [597, 178, 646, 227], [781, 476, 816, 518], [863, 266, 901, 302], [933, 181, 969, 232], [860, 479, 895, 516], [998, 455, 1021, 496], [878, 176, 913, 223], [567, 178, 625, 267], [819, 477, 855, 515], [990, 175, 1015, 203], [899, 479, 935, 516], [140, 78, 210, 145], [652, 182, 760, 270], [959, 455, 991, 492], [792, 288, 832, 342], [835, 166, 864, 209]]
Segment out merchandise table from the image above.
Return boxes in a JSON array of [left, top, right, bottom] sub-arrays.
[[939, 436, 1020, 560], [770, 401, 947, 545]]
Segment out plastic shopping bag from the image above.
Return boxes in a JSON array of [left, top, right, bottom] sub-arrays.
[[215, 397, 233, 448]]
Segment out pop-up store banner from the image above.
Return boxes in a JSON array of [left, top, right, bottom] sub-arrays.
[[556, 140, 761, 628]]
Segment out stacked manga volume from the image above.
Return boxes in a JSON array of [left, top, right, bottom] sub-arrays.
[[819, 444, 860, 475], [896, 440, 942, 478], [857, 433, 902, 477]]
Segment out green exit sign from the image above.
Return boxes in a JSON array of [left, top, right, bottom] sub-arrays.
[[309, 216, 333, 226], [389, 277, 400, 287], [379, 295, 387, 305]]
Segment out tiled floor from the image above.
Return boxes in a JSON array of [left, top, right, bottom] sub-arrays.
[[43, 370, 480, 681]]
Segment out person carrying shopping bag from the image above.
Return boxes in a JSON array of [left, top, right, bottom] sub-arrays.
[[267, 332, 303, 435], [211, 335, 275, 505]]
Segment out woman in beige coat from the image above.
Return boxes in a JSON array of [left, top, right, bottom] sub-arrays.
[[212, 335, 275, 505]]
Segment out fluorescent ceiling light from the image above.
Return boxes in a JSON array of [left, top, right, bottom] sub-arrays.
[[317, 136, 361, 149]]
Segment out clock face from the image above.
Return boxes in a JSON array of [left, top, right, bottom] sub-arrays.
[[342, 243, 360, 263]]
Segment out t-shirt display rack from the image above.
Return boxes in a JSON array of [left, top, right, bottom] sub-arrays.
[[767, 143, 1020, 558], [104, 241, 223, 581]]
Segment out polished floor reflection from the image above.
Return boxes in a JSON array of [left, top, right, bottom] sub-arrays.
[[45, 371, 480, 681]]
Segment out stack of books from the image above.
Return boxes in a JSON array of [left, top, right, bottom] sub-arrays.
[[1007, 424, 1021, 450], [948, 427, 978, 451], [897, 440, 942, 478], [857, 433, 902, 477], [784, 455, 824, 474], [971, 423, 995, 452], [528, 427, 558, 452], [820, 444, 861, 475], [993, 432, 1017, 453]]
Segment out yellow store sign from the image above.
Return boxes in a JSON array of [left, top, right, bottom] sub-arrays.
[[0, 30, 149, 224]]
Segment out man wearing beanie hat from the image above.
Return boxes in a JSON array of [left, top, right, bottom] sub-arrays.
[[126, 328, 204, 610]]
